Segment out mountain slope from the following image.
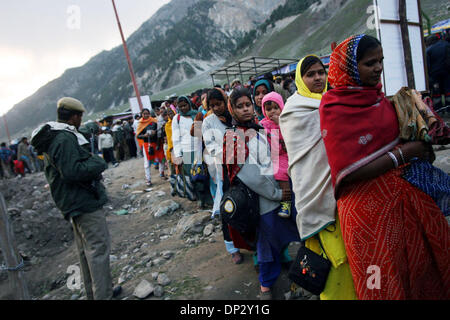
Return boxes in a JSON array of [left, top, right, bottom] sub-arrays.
[[2, 0, 285, 140]]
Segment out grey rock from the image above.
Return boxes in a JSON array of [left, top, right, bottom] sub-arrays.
[[176, 211, 212, 237], [151, 272, 159, 280], [154, 200, 180, 218], [31, 190, 42, 197], [203, 224, 214, 237], [133, 280, 155, 299], [153, 258, 165, 266], [154, 285, 164, 297], [157, 273, 171, 286], [161, 250, 174, 259]]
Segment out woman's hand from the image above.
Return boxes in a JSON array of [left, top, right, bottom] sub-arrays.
[[399, 141, 432, 163], [270, 115, 280, 125]]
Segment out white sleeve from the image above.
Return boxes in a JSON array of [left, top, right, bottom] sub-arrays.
[[98, 135, 103, 150], [172, 117, 182, 158], [202, 119, 224, 161]]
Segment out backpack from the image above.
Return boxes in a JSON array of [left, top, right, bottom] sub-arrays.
[[220, 174, 260, 234]]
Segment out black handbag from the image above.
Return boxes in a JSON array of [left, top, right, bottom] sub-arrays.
[[288, 240, 331, 296], [220, 177, 260, 234]]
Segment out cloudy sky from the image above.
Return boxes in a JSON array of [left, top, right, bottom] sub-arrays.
[[0, 0, 170, 116]]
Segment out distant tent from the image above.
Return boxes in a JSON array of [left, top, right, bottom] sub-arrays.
[[424, 18, 450, 36], [431, 18, 450, 33]]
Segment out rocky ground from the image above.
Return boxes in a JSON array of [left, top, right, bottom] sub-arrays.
[[0, 140, 449, 301]]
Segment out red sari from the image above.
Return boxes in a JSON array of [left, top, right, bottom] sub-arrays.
[[337, 169, 449, 299]]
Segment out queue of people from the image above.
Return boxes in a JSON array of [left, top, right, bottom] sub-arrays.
[[23, 33, 450, 301]]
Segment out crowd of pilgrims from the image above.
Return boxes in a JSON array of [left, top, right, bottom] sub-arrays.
[[126, 34, 449, 300], [4, 34, 449, 300]]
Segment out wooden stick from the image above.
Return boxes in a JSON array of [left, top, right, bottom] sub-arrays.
[[399, 0, 416, 89], [0, 192, 30, 300]]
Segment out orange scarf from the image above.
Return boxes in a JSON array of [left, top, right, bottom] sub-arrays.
[[136, 117, 157, 147]]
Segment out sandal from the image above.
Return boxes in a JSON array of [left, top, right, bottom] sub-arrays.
[[231, 252, 243, 264]]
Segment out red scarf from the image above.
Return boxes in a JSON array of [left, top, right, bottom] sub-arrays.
[[319, 84, 400, 195]]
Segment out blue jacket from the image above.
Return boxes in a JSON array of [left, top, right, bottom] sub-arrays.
[[0, 147, 12, 162], [426, 40, 450, 78]]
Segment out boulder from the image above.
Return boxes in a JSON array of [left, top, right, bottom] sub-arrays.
[[154, 285, 164, 297], [157, 273, 171, 286], [176, 211, 212, 237], [154, 200, 180, 218], [203, 224, 214, 237], [133, 280, 155, 299]]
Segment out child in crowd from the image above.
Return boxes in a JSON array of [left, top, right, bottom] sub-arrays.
[[98, 127, 119, 167], [260, 92, 291, 218]]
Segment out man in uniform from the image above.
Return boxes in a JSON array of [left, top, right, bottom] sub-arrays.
[[31, 97, 120, 300]]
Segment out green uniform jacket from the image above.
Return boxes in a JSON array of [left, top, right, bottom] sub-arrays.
[[44, 131, 108, 220]]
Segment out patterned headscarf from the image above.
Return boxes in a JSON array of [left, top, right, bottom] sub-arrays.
[[328, 34, 365, 88]]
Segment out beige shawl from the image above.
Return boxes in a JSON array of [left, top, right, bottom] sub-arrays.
[[279, 93, 336, 241]]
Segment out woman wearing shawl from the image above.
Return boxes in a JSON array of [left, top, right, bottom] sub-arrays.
[[136, 108, 159, 187], [172, 96, 208, 207], [253, 79, 274, 121], [223, 87, 300, 300], [319, 35, 449, 300], [165, 106, 177, 196], [202, 87, 243, 264], [280, 55, 356, 300]]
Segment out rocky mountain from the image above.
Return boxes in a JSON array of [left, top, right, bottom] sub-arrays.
[[3, 0, 289, 140], [2, 0, 446, 141]]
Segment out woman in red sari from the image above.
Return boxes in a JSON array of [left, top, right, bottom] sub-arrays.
[[319, 34, 449, 300]]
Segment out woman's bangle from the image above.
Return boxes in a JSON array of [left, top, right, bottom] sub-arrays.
[[387, 151, 399, 168], [396, 147, 406, 165]]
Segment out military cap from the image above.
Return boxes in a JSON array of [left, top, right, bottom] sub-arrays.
[[57, 97, 86, 113]]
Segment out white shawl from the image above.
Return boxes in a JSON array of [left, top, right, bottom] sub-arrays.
[[279, 93, 336, 241]]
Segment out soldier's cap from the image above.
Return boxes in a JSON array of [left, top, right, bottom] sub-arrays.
[[57, 97, 86, 113]]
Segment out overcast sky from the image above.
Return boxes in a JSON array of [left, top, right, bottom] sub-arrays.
[[0, 0, 170, 116]]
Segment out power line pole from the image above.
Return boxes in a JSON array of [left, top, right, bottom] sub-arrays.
[[111, 0, 143, 112]]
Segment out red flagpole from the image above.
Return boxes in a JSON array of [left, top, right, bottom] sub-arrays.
[[111, 0, 143, 112]]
